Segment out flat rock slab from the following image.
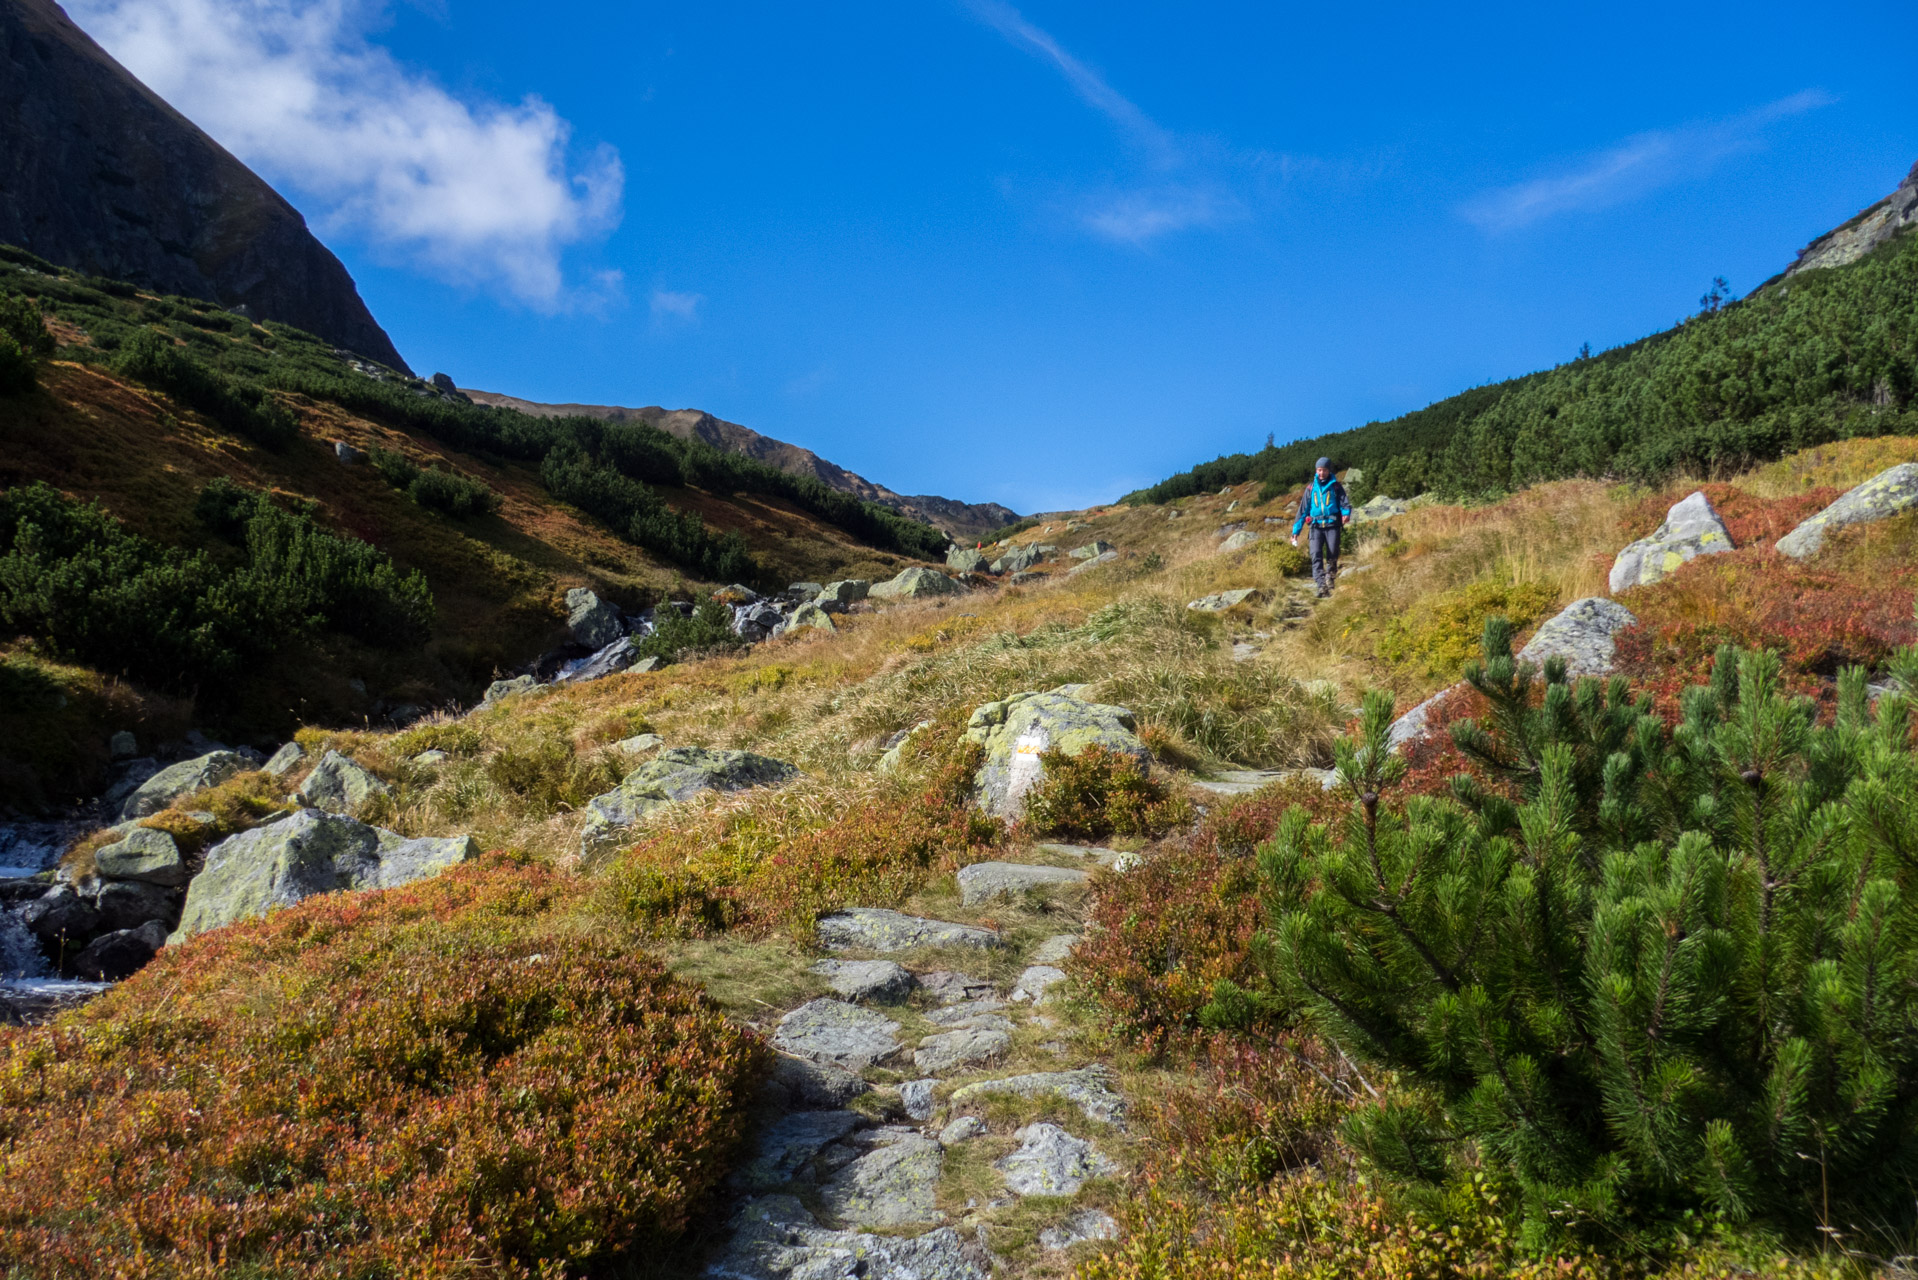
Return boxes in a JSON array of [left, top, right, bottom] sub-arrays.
[[730, 1110, 864, 1190], [997, 1123, 1117, 1197], [708, 1197, 985, 1280], [120, 750, 247, 819], [1040, 1209, 1121, 1250], [817, 909, 999, 953], [915, 1025, 1012, 1074], [1010, 965, 1067, 1004], [1609, 490, 1734, 591], [949, 1066, 1127, 1126], [1187, 588, 1263, 611], [1516, 597, 1638, 678], [923, 1000, 1007, 1027], [1031, 934, 1080, 965], [1777, 463, 1918, 559], [939, 1115, 987, 1145], [811, 958, 915, 1003], [1187, 768, 1336, 796], [818, 1132, 945, 1228], [956, 861, 1090, 906], [582, 747, 802, 853], [771, 999, 902, 1071], [764, 1056, 871, 1111], [917, 971, 998, 1004]]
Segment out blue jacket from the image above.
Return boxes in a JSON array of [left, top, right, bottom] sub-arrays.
[[1291, 476, 1351, 535]]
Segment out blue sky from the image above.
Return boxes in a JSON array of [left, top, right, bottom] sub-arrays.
[[67, 0, 1918, 513]]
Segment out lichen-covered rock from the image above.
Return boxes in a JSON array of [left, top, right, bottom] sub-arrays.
[[956, 861, 1089, 906], [614, 733, 664, 755], [119, 750, 246, 819], [171, 810, 476, 940], [816, 580, 871, 607], [997, 1123, 1117, 1196], [900, 1078, 939, 1121], [1351, 494, 1409, 523], [949, 1066, 1126, 1125], [707, 1196, 986, 1280], [556, 636, 639, 684], [1516, 597, 1638, 678], [481, 674, 538, 706], [564, 586, 624, 649], [93, 827, 186, 886], [771, 999, 902, 1071], [914, 1023, 1012, 1074], [963, 691, 1146, 819], [1040, 1209, 1121, 1250], [946, 546, 988, 573], [580, 747, 802, 852], [1010, 965, 1067, 1004], [818, 1130, 944, 1228], [1066, 550, 1118, 575], [1187, 588, 1261, 612], [1032, 934, 1080, 965], [1386, 685, 1458, 754], [1068, 541, 1114, 560], [730, 1110, 864, 1191], [989, 544, 1047, 574], [764, 1056, 873, 1111], [261, 742, 303, 776], [811, 958, 915, 1003], [1217, 530, 1260, 554], [1609, 490, 1734, 591], [787, 602, 837, 632], [816, 909, 999, 953], [917, 971, 998, 1004], [869, 567, 965, 601], [1776, 463, 1918, 560], [295, 750, 391, 815]]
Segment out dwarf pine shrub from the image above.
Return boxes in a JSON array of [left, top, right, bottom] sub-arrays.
[[113, 327, 298, 447], [368, 444, 501, 518], [634, 597, 745, 664], [1249, 618, 1918, 1250], [0, 295, 53, 393]]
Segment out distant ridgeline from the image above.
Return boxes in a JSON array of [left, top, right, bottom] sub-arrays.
[[1128, 222, 1918, 506], [0, 245, 951, 576]]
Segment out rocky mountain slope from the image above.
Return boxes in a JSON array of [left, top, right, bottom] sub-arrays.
[[464, 387, 1020, 541], [0, 0, 409, 371], [1786, 158, 1918, 276]]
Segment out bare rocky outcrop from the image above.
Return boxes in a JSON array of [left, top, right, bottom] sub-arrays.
[[0, 0, 408, 370], [1786, 161, 1918, 277], [1775, 464, 1918, 560]]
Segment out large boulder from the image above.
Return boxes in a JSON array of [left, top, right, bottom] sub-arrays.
[[93, 827, 187, 886], [1067, 541, 1114, 560], [869, 567, 965, 601], [88, 878, 178, 932], [261, 742, 304, 777], [963, 690, 1147, 819], [1217, 530, 1260, 554], [171, 810, 478, 940], [816, 908, 999, 953], [1776, 463, 1918, 560], [481, 674, 538, 706], [956, 861, 1089, 906], [816, 580, 871, 607], [1352, 494, 1409, 522], [1516, 598, 1638, 678], [69, 920, 168, 980], [1609, 490, 1734, 592], [946, 546, 988, 574], [564, 587, 624, 649], [119, 750, 247, 819], [579, 747, 803, 852], [787, 602, 837, 632], [1066, 550, 1119, 576], [556, 636, 640, 684], [296, 750, 391, 815]]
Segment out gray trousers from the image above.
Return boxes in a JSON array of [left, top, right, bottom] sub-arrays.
[[1308, 524, 1341, 592]]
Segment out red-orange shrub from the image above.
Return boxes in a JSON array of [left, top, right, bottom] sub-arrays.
[[1619, 483, 1840, 551], [0, 859, 767, 1279]]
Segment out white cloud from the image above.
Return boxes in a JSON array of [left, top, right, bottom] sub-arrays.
[[1082, 185, 1245, 245], [1461, 90, 1834, 233], [649, 289, 703, 327], [66, 0, 623, 306]]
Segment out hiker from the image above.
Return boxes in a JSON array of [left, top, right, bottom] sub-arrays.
[[1290, 457, 1352, 598]]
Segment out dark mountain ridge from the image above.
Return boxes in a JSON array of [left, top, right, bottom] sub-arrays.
[[462, 388, 1019, 541], [0, 0, 409, 372]]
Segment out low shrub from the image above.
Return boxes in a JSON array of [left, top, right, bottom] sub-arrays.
[[368, 445, 501, 518], [0, 295, 53, 394], [1373, 577, 1560, 678], [0, 858, 769, 1278], [1019, 743, 1191, 840], [1255, 539, 1310, 577], [483, 736, 623, 817], [113, 327, 297, 447], [635, 598, 745, 665]]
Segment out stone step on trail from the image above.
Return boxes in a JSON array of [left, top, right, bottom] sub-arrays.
[[810, 958, 914, 1002], [997, 1123, 1117, 1197], [917, 971, 997, 1005], [707, 1197, 987, 1280], [818, 1128, 946, 1229], [947, 1066, 1127, 1126], [771, 999, 902, 1071], [730, 1110, 865, 1191], [816, 908, 1000, 953], [955, 860, 1089, 906], [1010, 965, 1066, 1004]]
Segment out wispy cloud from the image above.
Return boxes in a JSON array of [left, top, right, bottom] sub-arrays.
[[649, 289, 704, 328], [961, 0, 1260, 246], [1461, 90, 1834, 232], [67, 0, 623, 307]]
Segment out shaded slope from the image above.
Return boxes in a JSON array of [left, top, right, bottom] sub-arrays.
[[465, 387, 1019, 541], [0, 0, 409, 371]]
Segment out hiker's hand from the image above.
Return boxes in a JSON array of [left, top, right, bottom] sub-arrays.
[[1290, 535, 1298, 547]]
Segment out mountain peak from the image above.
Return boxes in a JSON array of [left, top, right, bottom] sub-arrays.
[[1785, 159, 1918, 277]]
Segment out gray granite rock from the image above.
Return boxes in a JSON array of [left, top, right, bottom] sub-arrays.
[[916, 971, 998, 1004], [120, 750, 247, 819], [948, 1066, 1126, 1126], [107, 730, 138, 759], [1609, 490, 1734, 592], [1040, 1209, 1121, 1250], [565, 587, 624, 650], [1776, 463, 1918, 560], [818, 1131, 945, 1228], [556, 636, 640, 683], [1517, 597, 1638, 678], [817, 580, 872, 607], [706, 1197, 985, 1280], [771, 999, 902, 1071], [915, 1025, 1013, 1074], [731, 1110, 865, 1190], [816, 909, 999, 953], [997, 1123, 1117, 1197], [295, 750, 390, 815], [581, 747, 803, 852], [1065, 550, 1119, 575], [788, 601, 837, 632], [765, 1056, 871, 1111], [411, 750, 449, 767], [1187, 588, 1262, 612], [939, 1115, 987, 1145], [1031, 934, 1080, 965], [964, 691, 1146, 820], [946, 547, 989, 574], [956, 860, 1089, 906], [870, 568, 965, 601], [93, 827, 186, 887], [262, 742, 303, 777], [1217, 530, 1260, 554], [481, 674, 538, 706], [1387, 686, 1458, 755], [1010, 965, 1067, 1004], [923, 1000, 1007, 1027], [1067, 541, 1114, 560], [900, 1078, 939, 1121], [811, 958, 915, 1003]]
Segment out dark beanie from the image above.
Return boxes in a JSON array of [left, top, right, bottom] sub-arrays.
[[1315, 457, 1331, 472]]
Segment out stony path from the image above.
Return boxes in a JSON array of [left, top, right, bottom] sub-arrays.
[[703, 846, 1124, 1279]]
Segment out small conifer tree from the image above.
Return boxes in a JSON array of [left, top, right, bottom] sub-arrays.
[[1253, 617, 1918, 1249]]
